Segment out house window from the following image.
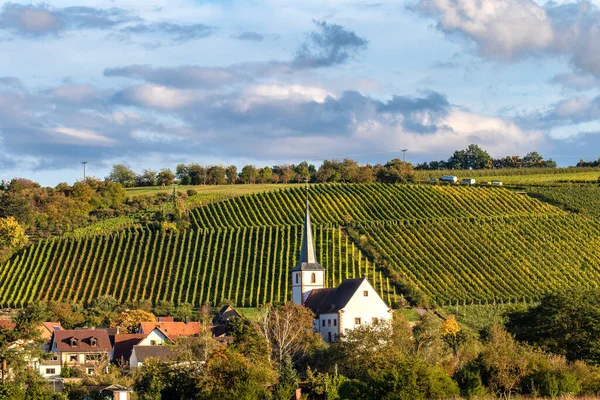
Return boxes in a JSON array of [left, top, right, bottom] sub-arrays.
[[150, 340, 157, 346], [328, 332, 332, 342], [86, 368, 95, 376], [372, 318, 379, 324], [363, 290, 369, 297], [45, 368, 55, 375], [85, 354, 101, 362], [311, 273, 316, 283], [333, 319, 337, 327], [327, 319, 331, 327], [50, 354, 58, 361], [69, 355, 78, 362], [322, 319, 325, 327], [90, 338, 98, 347], [295, 274, 299, 284], [355, 318, 361, 325], [70, 338, 78, 347]]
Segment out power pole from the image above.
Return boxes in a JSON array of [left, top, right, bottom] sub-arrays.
[[82, 161, 88, 181]]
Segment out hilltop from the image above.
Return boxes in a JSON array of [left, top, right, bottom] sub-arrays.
[[3, 182, 600, 308]]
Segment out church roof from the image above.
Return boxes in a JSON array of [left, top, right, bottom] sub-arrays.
[[292, 195, 325, 272], [303, 278, 367, 315]]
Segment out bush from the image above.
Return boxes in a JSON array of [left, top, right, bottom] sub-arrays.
[[521, 370, 580, 398], [454, 362, 486, 398], [186, 189, 198, 196]]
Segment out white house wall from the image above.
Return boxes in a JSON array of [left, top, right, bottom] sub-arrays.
[[138, 329, 168, 346], [317, 313, 340, 343], [339, 280, 391, 333]]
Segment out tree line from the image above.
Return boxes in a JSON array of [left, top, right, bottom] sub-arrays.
[[107, 158, 416, 187], [415, 144, 558, 170]]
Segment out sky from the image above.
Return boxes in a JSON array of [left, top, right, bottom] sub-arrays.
[[2, 0, 600, 185]]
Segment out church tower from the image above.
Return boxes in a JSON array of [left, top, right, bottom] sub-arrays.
[[291, 195, 325, 305]]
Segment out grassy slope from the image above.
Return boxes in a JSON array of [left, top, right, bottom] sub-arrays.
[[415, 168, 600, 184], [125, 184, 295, 198], [3, 183, 600, 308]]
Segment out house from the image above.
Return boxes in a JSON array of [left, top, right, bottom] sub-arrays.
[[292, 196, 392, 343], [39, 322, 62, 340], [51, 329, 112, 376], [129, 345, 173, 368], [211, 305, 241, 338], [461, 178, 476, 185], [112, 334, 145, 366], [138, 321, 200, 339]]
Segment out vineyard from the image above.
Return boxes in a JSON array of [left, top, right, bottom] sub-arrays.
[[2, 183, 600, 308], [190, 184, 558, 229], [524, 186, 600, 219], [0, 224, 394, 308]]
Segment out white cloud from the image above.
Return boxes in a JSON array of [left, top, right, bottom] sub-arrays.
[[246, 84, 333, 102], [117, 84, 200, 109], [48, 127, 116, 146], [412, 0, 553, 60]]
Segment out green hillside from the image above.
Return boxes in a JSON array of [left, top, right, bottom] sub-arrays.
[[1, 183, 599, 308]]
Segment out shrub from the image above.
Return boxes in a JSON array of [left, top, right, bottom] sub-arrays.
[[186, 189, 198, 196]]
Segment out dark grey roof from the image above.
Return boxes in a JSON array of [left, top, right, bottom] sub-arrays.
[[303, 278, 366, 315], [212, 305, 241, 326], [133, 345, 173, 362], [292, 197, 325, 272]]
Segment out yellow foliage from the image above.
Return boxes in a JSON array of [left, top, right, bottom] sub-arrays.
[[0, 216, 27, 251], [116, 309, 156, 334], [440, 315, 461, 337]]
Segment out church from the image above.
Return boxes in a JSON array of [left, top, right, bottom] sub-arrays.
[[291, 197, 392, 343]]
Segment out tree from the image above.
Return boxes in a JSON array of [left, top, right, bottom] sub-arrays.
[[135, 169, 158, 187], [157, 169, 175, 186], [107, 164, 136, 187], [0, 216, 27, 259], [116, 310, 156, 334], [176, 164, 191, 185], [447, 144, 492, 169], [240, 165, 258, 184], [188, 164, 206, 185], [258, 166, 273, 184], [295, 162, 311, 183], [506, 288, 600, 365], [376, 159, 415, 183], [225, 165, 238, 184], [258, 303, 321, 364], [207, 166, 227, 185]]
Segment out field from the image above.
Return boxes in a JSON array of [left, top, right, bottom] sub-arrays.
[[125, 183, 294, 198], [415, 167, 600, 185], [3, 183, 600, 308], [524, 186, 600, 218]]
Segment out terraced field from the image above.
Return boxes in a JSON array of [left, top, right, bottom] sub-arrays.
[[2, 183, 598, 307]]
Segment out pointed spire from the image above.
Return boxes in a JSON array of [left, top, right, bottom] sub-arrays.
[[292, 184, 325, 271], [299, 193, 317, 264]]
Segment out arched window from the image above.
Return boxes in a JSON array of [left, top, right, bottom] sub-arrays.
[[295, 274, 299, 284], [311, 273, 316, 283]]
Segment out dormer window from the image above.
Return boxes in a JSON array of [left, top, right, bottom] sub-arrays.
[[311, 273, 316, 283], [90, 337, 98, 347], [70, 338, 78, 347]]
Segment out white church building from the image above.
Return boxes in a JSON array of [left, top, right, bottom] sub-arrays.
[[292, 197, 392, 343]]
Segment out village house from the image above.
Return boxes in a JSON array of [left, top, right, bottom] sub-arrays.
[[292, 197, 392, 343], [51, 329, 112, 376]]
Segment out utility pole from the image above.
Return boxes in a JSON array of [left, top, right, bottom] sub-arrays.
[[81, 161, 88, 181]]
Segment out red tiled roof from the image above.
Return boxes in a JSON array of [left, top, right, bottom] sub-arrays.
[[139, 322, 200, 338], [113, 334, 144, 363], [54, 329, 112, 352]]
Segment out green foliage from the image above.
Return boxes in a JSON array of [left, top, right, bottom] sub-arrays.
[[506, 288, 600, 365], [107, 164, 136, 187], [525, 185, 600, 218]]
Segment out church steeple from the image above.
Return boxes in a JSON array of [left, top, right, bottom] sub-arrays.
[[292, 185, 325, 305], [292, 188, 325, 272]]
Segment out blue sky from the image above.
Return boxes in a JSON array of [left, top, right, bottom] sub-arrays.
[[1, 0, 600, 185]]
